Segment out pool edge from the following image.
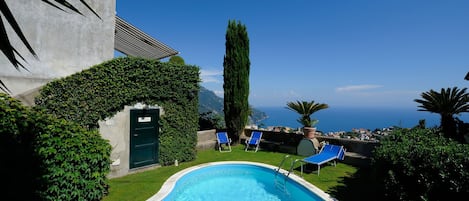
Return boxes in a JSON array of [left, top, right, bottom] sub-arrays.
[[146, 161, 337, 201]]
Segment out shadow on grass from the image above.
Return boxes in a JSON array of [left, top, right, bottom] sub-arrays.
[[327, 167, 387, 201], [295, 163, 316, 174]]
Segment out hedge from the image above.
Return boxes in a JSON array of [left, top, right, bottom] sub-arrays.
[[1, 93, 111, 201], [371, 128, 469, 200]]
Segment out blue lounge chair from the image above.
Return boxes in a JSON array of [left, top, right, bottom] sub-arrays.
[[245, 131, 263, 152], [300, 144, 346, 175], [216, 132, 232, 152]]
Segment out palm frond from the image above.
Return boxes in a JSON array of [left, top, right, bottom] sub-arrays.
[[41, 0, 67, 12], [79, 0, 101, 19], [0, 1, 38, 59], [0, 15, 20, 69], [42, 0, 83, 15], [42, 0, 101, 19], [0, 0, 101, 93], [414, 87, 469, 115], [286, 100, 329, 127], [0, 79, 11, 93]]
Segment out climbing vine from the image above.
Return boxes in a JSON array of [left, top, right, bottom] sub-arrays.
[[35, 56, 201, 164]]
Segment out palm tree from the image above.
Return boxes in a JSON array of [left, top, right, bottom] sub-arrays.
[[286, 100, 329, 138], [414, 87, 469, 142]]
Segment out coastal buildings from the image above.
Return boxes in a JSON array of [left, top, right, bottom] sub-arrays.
[[255, 124, 393, 142]]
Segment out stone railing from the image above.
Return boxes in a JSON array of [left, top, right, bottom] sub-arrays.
[[198, 129, 379, 156], [197, 129, 379, 162], [196, 129, 380, 166], [196, 129, 217, 150], [316, 136, 379, 157]]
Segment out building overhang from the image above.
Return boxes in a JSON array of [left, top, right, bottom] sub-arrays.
[[114, 16, 179, 60]]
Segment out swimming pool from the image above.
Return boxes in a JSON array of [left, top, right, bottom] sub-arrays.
[[147, 161, 336, 201]]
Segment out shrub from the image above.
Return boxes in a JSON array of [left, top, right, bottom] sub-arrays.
[[1, 93, 38, 200], [0, 93, 111, 201], [371, 128, 469, 200], [199, 111, 225, 130]]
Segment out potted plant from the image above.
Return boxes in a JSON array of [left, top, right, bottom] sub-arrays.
[[286, 100, 329, 139]]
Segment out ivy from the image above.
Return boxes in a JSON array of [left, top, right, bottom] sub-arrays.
[[2, 56, 200, 200], [35, 56, 200, 165]]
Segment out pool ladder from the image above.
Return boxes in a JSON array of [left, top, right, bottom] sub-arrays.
[[274, 155, 301, 196]]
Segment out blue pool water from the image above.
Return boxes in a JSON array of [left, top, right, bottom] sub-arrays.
[[159, 162, 329, 201]]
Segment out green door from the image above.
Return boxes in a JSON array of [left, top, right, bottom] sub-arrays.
[[130, 108, 159, 169]]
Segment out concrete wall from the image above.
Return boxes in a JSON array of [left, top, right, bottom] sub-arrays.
[[1, 0, 116, 101], [99, 104, 164, 179], [316, 136, 380, 158], [99, 106, 131, 179], [242, 129, 379, 156], [242, 129, 380, 167], [196, 129, 217, 150]]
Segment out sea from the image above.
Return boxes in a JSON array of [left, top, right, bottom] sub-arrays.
[[256, 106, 469, 133]]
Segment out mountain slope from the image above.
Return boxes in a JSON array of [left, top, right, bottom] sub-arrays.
[[198, 86, 267, 124]]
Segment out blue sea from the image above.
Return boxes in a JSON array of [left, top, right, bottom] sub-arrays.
[[256, 106, 469, 133]]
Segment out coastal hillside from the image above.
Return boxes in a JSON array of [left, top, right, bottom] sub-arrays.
[[198, 86, 267, 124]]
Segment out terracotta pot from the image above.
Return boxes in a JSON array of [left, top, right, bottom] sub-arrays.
[[302, 127, 316, 139]]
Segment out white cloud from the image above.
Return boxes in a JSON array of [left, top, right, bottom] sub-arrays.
[[336, 84, 383, 92], [213, 90, 224, 97], [288, 90, 301, 98], [200, 69, 222, 83]]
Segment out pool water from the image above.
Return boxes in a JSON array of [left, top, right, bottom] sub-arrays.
[[159, 163, 329, 201]]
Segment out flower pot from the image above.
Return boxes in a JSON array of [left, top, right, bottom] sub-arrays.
[[302, 127, 316, 139]]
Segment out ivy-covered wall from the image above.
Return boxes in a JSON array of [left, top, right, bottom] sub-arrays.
[[34, 57, 200, 165]]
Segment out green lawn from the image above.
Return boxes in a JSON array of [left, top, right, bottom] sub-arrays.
[[103, 145, 380, 201]]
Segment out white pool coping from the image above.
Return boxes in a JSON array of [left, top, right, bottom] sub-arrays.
[[146, 161, 337, 201]]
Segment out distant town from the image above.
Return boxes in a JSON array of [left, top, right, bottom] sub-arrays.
[[246, 124, 395, 142]]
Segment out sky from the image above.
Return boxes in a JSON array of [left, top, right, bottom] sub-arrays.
[[116, 0, 469, 109]]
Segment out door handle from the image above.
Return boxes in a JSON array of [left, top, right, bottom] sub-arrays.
[[133, 134, 139, 137]]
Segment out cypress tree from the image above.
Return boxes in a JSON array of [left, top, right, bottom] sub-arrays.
[[223, 20, 250, 144]]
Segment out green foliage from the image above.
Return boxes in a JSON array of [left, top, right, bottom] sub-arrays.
[[371, 128, 469, 200], [198, 111, 225, 130], [414, 87, 469, 143], [0, 93, 36, 199], [168, 55, 185, 65], [286, 100, 329, 127], [1, 93, 111, 201], [223, 20, 250, 143], [34, 57, 200, 165], [33, 110, 111, 201]]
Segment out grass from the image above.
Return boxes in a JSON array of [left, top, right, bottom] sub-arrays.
[[103, 145, 379, 201]]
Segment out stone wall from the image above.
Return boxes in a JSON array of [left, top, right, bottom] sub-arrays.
[[199, 129, 380, 158], [244, 129, 380, 167], [316, 136, 379, 158], [196, 129, 217, 150]]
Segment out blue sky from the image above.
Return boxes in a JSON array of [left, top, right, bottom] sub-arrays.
[[116, 0, 469, 108]]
